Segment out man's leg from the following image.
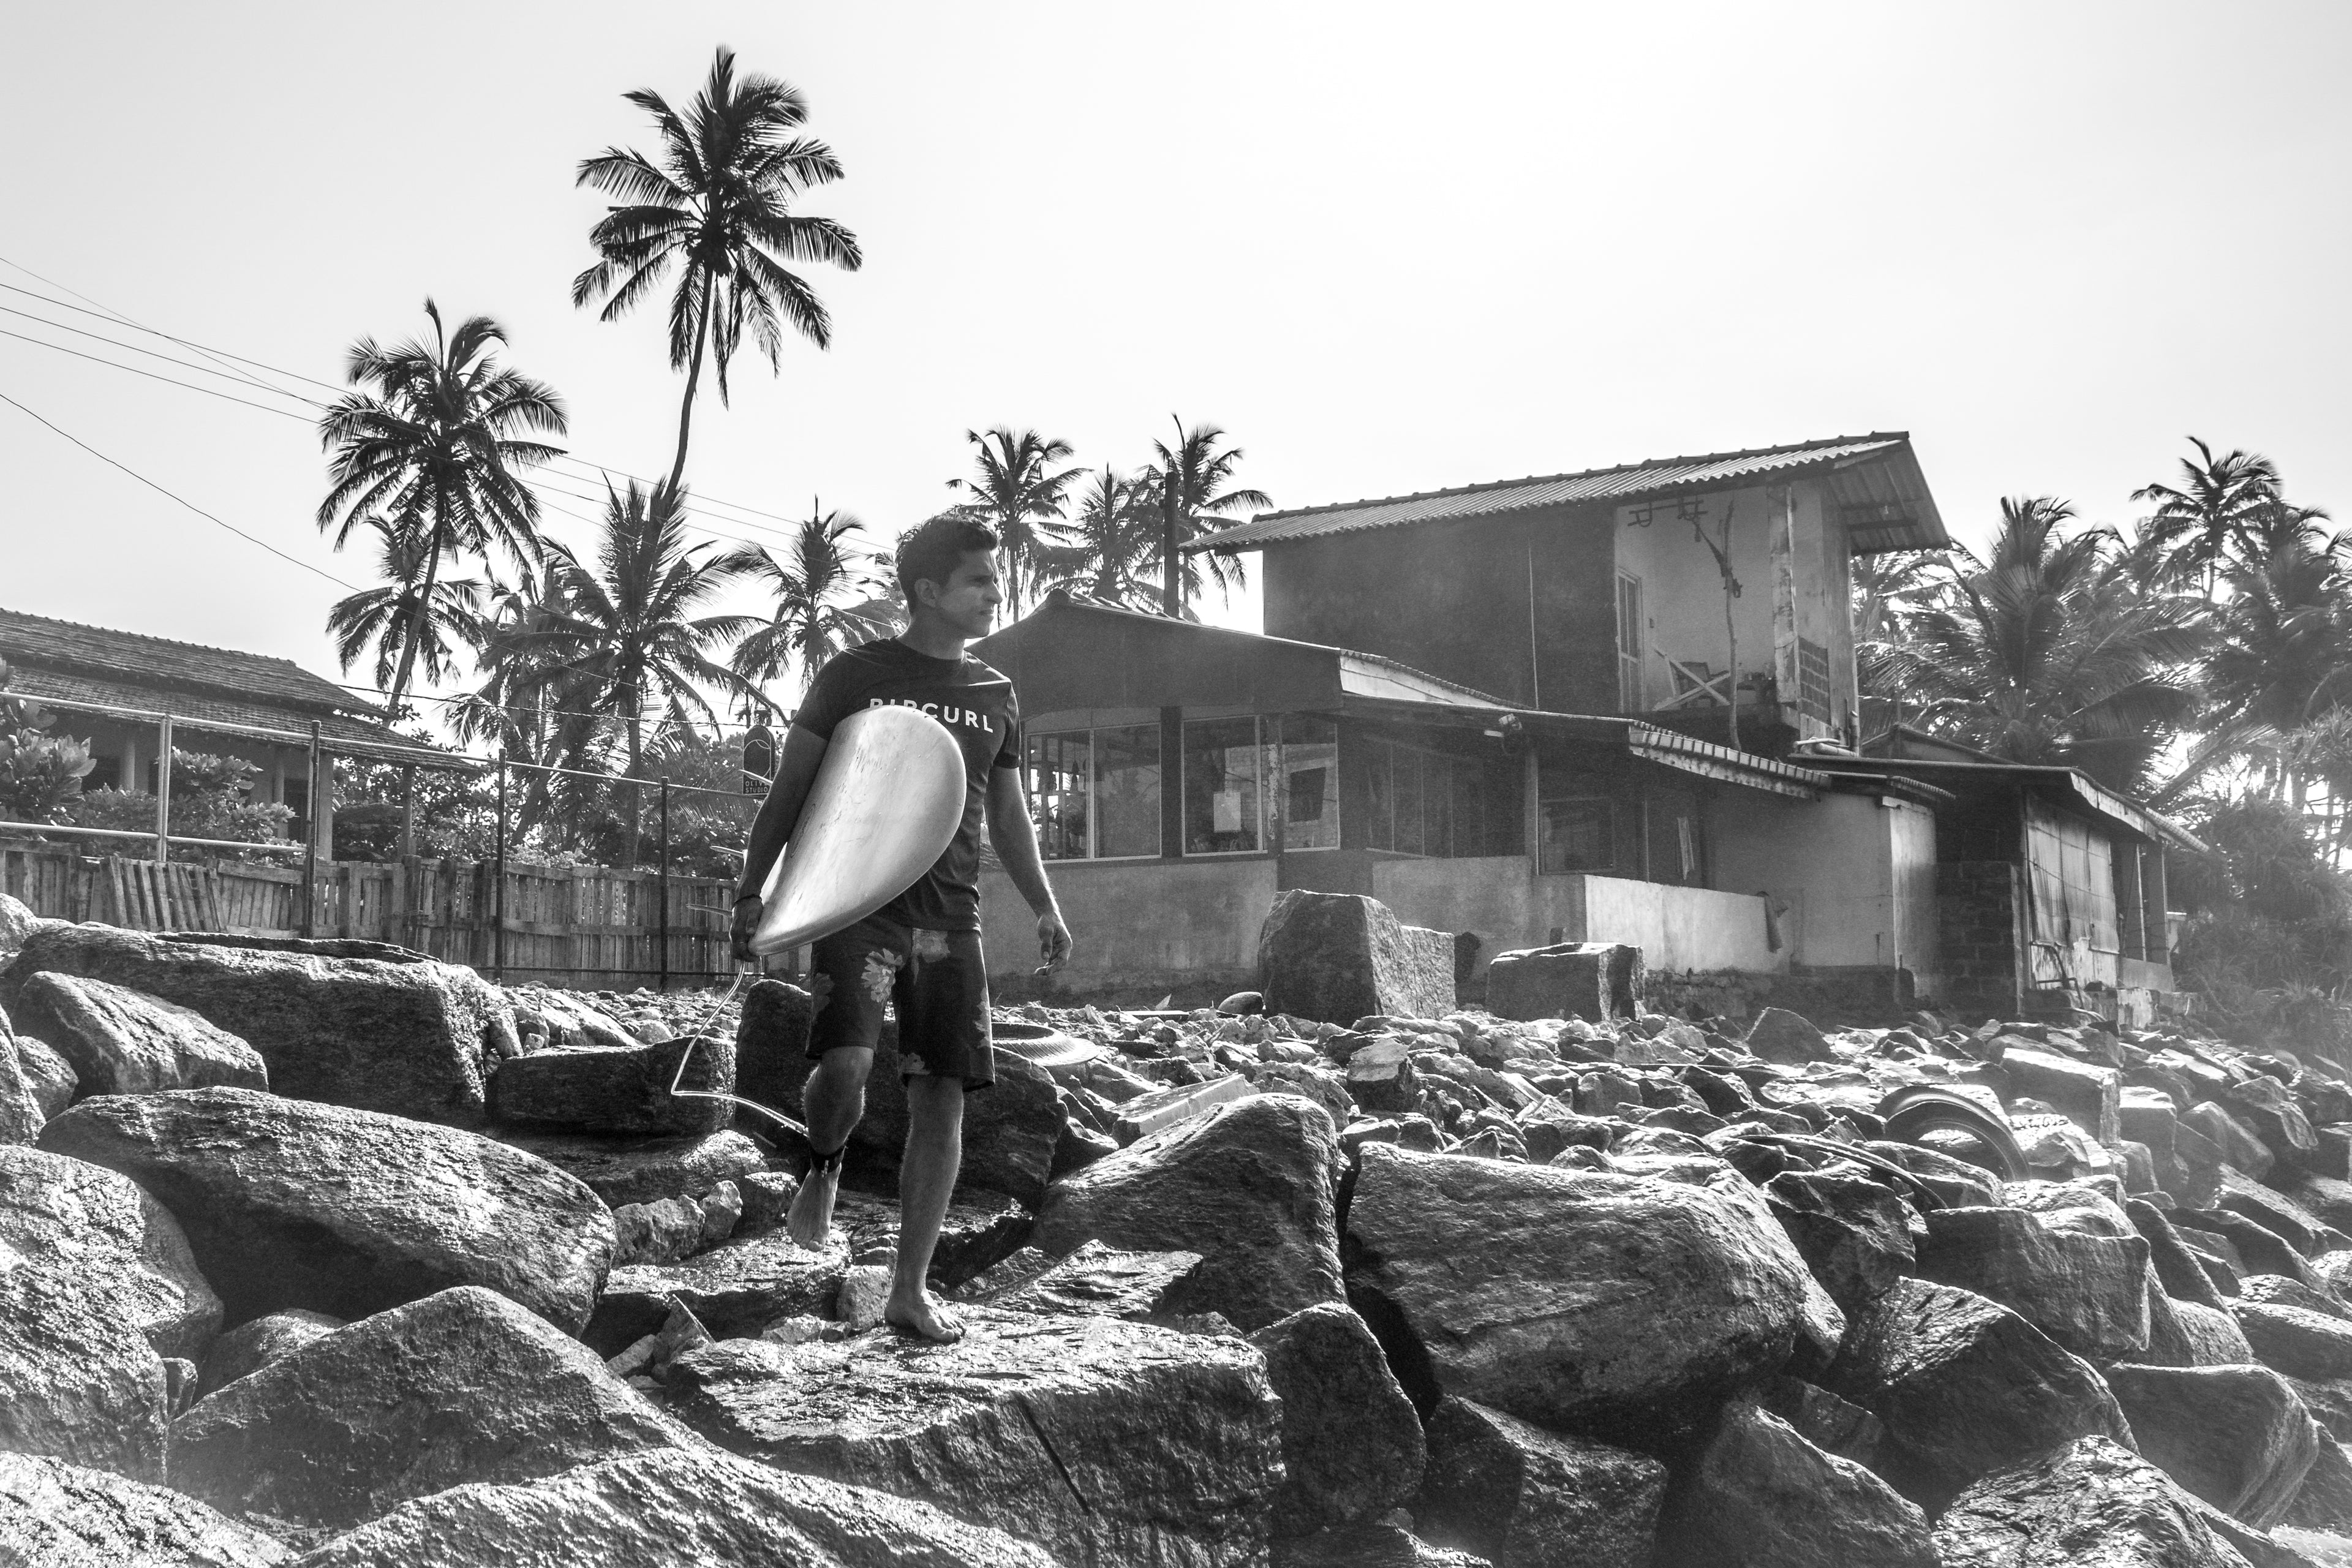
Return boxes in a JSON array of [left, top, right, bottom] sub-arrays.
[[786, 1044, 871, 1249], [887, 1074, 965, 1341]]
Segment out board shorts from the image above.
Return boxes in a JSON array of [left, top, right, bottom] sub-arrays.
[[805, 913, 995, 1089]]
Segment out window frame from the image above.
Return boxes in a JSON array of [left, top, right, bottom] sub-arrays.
[[1024, 722, 1164, 862]]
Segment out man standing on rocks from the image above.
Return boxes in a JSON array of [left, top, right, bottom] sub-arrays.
[[730, 511, 1073, 1343]]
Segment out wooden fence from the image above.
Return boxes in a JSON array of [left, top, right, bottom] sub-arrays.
[[0, 838, 740, 990]]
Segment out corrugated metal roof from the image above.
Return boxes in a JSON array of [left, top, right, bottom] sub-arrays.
[[0, 607, 389, 720], [1193, 433, 1935, 552]]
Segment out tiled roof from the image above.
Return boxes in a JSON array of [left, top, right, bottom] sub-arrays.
[[1194, 434, 1925, 551], [12, 669, 459, 768], [0, 607, 388, 720]]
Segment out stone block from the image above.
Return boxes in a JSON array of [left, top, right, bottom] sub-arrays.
[[1260, 891, 1453, 1025], [1485, 944, 1642, 1023]]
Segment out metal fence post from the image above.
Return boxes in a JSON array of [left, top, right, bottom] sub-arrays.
[[657, 777, 671, 993], [302, 721, 320, 935], [154, 714, 173, 864], [493, 752, 508, 982]]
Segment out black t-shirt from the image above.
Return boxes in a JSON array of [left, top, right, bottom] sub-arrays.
[[792, 638, 1021, 931]]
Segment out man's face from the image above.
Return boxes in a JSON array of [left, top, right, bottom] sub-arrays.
[[918, 549, 1003, 638]]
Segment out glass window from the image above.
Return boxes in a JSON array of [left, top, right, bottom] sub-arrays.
[[1094, 723, 1161, 858], [1540, 798, 1616, 873], [1026, 731, 1091, 861], [1394, 748, 1425, 856], [1365, 741, 1394, 851], [1183, 717, 1262, 854], [1454, 758, 1487, 857], [1275, 716, 1340, 850]]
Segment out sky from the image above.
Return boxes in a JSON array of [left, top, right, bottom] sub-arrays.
[[3, 1, 2348, 742]]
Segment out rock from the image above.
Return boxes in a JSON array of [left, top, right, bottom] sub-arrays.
[[614, 1194, 706, 1266], [1745, 1007, 1834, 1065], [2228, 1076, 2321, 1172], [1935, 1435, 2256, 1567], [1346, 1144, 1812, 1437], [2103, 1362, 2321, 1529], [2282, 1436, 2352, 1532], [2003, 1047, 2124, 1144], [194, 1308, 342, 1399], [1259, 890, 1453, 1025], [2134, 1198, 2232, 1313], [699, 1180, 743, 1246], [1247, 1303, 1425, 1536], [10, 1031, 75, 1121], [1763, 1169, 1918, 1314], [0, 1014, 45, 1145], [668, 1308, 1282, 1568], [38, 1087, 613, 1333], [493, 1128, 766, 1207], [731, 978, 820, 1118], [488, 1030, 733, 1136], [2218, 1170, 2339, 1256], [2179, 1210, 2317, 1287], [1485, 944, 1640, 1024], [588, 1227, 850, 1349], [11, 972, 269, 1096], [0, 1144, 220, 1362], [2168, 1120, 2230, 1209], [737, 1169, 796, 1233], [1655, 1398, 1937, 1568], [1913, 1204, 2153, 1362], [1114, 1074, 1256, 1144], [0, 1450, 290, 1567], [2177, 1301, 2260, 1366], [1035, 1092, 1343, 1332], [0, 925, 506, 1125], [170, 1286, 694, 1529], [1824, 1277, 2135, 1509], [0, 1257, 170, 1482], [0, 894, 36, 955], [2280, 1174, 2352, 1238], [2286, 1376, 2352, 1444], [831, 1189, 1035, 1294], [2239, 1302, 2352, 1381], [2188, 1101, 2277, 1183], [2242, 1274, 2346, 1320], [1414, 1395, 1665, 1568], [989, 1239, 1203, 1321], [1273, 1522, 1495, 1567], [1754, 1373, 1887, 1466], [277, 1447, 1058, 1568]]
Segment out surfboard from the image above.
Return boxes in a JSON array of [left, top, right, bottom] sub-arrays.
[[745, 704, 968, 956]]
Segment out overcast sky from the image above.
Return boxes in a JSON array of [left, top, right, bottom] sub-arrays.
[[4, 2, 2348, 736]]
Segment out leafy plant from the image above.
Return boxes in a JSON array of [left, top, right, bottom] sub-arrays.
[[0, 655, 95, 824]]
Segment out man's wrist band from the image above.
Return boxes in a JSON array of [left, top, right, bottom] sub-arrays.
[[733, 892, 761, 906]]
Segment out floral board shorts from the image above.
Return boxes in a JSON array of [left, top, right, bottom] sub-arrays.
[[805, 913, 995, 1088]]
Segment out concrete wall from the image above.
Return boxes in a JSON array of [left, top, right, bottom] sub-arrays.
[[1368, 856, 1781, 977], [979, 856, 1280, 1007], [1709, 790, 1941, 991], [1575, 873, 1783, 973]]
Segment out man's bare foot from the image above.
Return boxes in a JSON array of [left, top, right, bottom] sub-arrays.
[[787, 1158, 840, 1250], [883, 1285, 964, 1345]]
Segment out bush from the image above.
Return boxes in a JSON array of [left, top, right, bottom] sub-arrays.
[[58, 748, 295, 860], [0, 655, 94, 824]]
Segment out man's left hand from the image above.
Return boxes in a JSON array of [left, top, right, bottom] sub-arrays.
[[1035, 909, 1074, 971]]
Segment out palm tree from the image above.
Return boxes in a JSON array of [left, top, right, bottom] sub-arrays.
[[325, 520, 486, 696], [948, 428, 1084, 617], [1034, 465, 1159, 608], [573, 47, 862, 496], [731, 502, 894, 702], [1147, 418, 1271, 618], [1877, 497, 2207, 793], [1850, 549, 1942, 735], [449, 561, 597, 837], [316, 300, 567, 718], [2132, 436, 2282, 591]]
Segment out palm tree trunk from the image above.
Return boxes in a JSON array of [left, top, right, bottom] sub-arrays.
[[665, 271, 712, 497], [385, 502, 448, 718]]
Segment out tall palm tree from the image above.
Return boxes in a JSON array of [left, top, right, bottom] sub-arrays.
[[948, 428, 1084, 617], [450, 560, 597, 836], [1851, 549, 1942, 735], [573, 47, 862, 495], [2132, 436, 2282, 591], [1878, 496, 2207, 793], [325, 520, 486, 696], [730, 502, 894, 702], [1034, 465, 1159, 608], [316, 300, 567, 718], [1147, 418, 1271, 619]]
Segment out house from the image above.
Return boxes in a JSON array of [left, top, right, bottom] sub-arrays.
[[0, 607, 450, 856]]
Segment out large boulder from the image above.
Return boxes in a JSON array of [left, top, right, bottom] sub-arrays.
[[2178, 1302, 2259, 1367], [2001, 1047, 2122, 1145], [1744, 1008, 1836, 1066], [1484, 944, 1641, 1024], [2101, 1362, 2321, 1529], [588, 1227, 850, 1348], [1259, 891, 1453, 1024], [1035, 1092, 1343, 1332], [1913, 1204, 2153, 1362], [0, 1008, 46, 1144], [495, 1128, 766, 1207], [0, 925, 505, 1125], [171, 1286, 693, 1528], [0, 1258, 170, 1482], [10, 971, 268, 1096], [2226, 1076, 2320, 1172], [2283, 1436, 2352, 1532], [1654, 1399, 1937, 1568], [1248, 1303, 1425, 1536], [0, 1450, 290, 1567], [1824, 1277, 2136, 1509], [1414, 1395, 1664, 1568], [0, 1144, 219, 1362], [195, 1308, 342, 1400], [1934, 1436, 2253, 1567], [990, 1240, 1203, 1321], [730, 997, 1061, 1207], [668, 1308, 1282, 1568], [1763, 1169, 1918, 1314], [280, 1447, 1058, 1568], [38, 1088, 613, 1333], [2237, 1301, 2352, 1381], [9, 1031, 76, 1123], [488, 1030, 732, 1136], [1345, 1144, 1812, 1436]]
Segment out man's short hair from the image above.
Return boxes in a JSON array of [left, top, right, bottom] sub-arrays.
[[896, 510, 1000, 601]]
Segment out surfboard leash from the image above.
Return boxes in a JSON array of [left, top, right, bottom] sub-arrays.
[[663, 967, 812, 1140]]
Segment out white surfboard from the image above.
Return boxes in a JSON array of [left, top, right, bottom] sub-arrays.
[[746, 704, 968, 956]]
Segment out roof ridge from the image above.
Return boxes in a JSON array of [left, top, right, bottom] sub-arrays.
[[1246, 432, 1909, 524], [0, 606, 319, 673]]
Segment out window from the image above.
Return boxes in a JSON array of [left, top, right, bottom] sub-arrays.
[[1362, 737, 1515, 858], [1025, 723, 1161, 859], [1540, 797, 1615, 873], [1616, 571, 1645, 712], [1183, 717, 1263, 853], [1273, 716, 1340, 850]]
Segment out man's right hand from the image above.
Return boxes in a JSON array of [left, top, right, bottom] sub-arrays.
[[729, 894, 763, 963]]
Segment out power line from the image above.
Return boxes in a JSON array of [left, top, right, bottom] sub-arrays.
[[0, 327, 320, 420], [0, 388, 357, 590]]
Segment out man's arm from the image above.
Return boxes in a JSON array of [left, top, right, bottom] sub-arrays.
[[986, 764, 1073, 970], [729, 723, 831, 961]]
